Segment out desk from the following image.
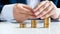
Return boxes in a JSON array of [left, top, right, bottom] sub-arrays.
[[0, 22, 60, 34]]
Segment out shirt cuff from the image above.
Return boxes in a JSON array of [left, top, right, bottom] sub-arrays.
[[1, 4, 16, 21], [56, 8, 60, 17]]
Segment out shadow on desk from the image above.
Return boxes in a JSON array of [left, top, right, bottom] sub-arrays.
[[0, 19, 60, 23]]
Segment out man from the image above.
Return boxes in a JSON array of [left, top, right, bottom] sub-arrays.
[[0, 0, 60, 22]]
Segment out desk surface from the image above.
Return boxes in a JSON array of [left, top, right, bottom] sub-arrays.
[[0, 22, 60, 34]]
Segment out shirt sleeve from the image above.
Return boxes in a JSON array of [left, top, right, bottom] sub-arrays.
[[1, 4, 16, 21], [56, 8, 60, 17]]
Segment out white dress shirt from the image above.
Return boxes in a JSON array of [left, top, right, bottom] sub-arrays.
[[1, 0, 40, 22], [1, 0, 60, 22]]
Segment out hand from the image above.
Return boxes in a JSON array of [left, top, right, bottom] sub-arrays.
[[13, 4, 35, 22], [34, 1, 58, 19]]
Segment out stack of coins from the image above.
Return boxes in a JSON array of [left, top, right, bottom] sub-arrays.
[[20, 22, 26, 28], [44, 18, 50, 28], [31, 20, 36, 28]]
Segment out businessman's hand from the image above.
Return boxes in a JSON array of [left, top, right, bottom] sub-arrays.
[[13, 4, 35, 22], [34, 1, 58, 19]]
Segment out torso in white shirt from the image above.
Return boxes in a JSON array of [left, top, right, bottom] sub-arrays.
[[27, 0, 40, 8]]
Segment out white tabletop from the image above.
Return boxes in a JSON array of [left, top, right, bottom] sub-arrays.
[[0, 22, 60, 34]]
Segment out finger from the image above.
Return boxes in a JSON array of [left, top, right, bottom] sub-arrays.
[[18, 13, 36, 21], [20, 4, 34, 13], [50, 1, 58, 19], [36, 5, 54, 19], [14, 5, 35, 17], [23, 6, 34, 13], [34, 1, 48, 12], [50, 1, 57, 8], [37, 3, 53, 18], [17, 4, 33, 12], [23, 6, 35, 15], [41, 7, 55, 19], [35, 2, 50, 16], [17, 4, 33, 14], [16, 5, 34, 15], [19, 12, 36, 17], [41, 1, 57, 19]]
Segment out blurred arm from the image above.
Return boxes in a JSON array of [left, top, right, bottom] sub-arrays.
[[1, 4, 16, 21]]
